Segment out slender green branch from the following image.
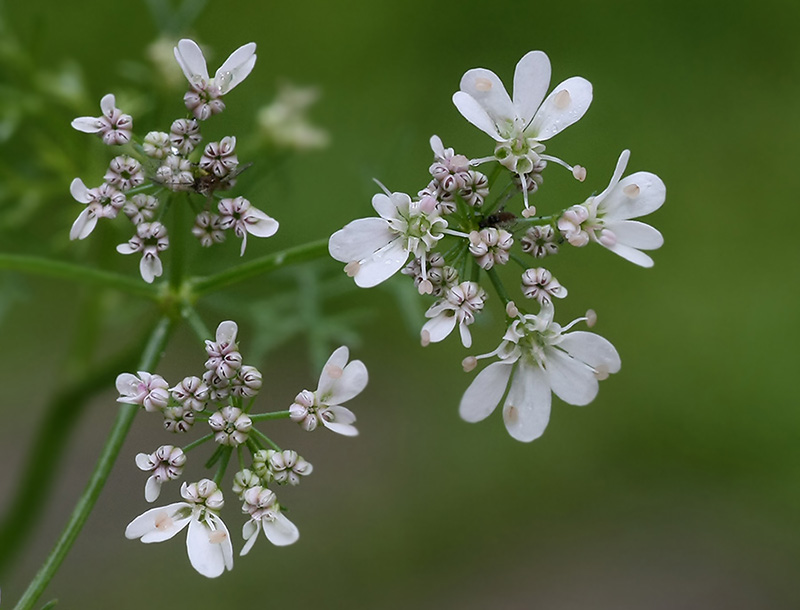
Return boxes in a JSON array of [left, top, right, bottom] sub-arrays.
[[213, 447, 233, 486], [182, 304, 212, 345], [251, 428, 281, 452], [182, 433, 214, 453], [189, 239, 330, 296], [0, 254, 160, 300], [486, 267, 512, 306], [13, 317, 175, 610], [250, 410, 292, 422]]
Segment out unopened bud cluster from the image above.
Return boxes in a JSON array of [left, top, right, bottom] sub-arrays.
[[329, 49, 666, 443], [69, 39, 278, 282]]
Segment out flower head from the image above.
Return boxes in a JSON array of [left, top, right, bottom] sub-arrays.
[[558, 150, 665, 267], [329, 191, 447, 288], [289, 346, 368, 436], [459, 305, 620, 442], [174, 39, 257, 120], [240, 486, 299, 555], [71, 93, 132, 145], [125, 479, 233, 578]]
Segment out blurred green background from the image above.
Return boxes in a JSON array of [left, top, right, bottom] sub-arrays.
[[2, 0, 800, 608]]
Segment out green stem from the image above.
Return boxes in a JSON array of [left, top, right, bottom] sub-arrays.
[[213, 447, 233, 486], [251, 428, 281, 452], [182, 433, 214, 453], [0, 254, 160, 300], [13, 316, 175, 610], [485, 267, 512, 307], [189, 239, 330, 296], [249, 410, 292, 422], [181, 304, 212, 345]]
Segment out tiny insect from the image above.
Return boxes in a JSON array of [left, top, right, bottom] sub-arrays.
[[479, 210, 517, 229], [193, 162, 254, 197]]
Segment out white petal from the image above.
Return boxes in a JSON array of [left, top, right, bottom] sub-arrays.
[[372, 192, 409, 220], [595, 150, 630, 203], [215, 42, 257, 93], [452, 91, 503, 141], [244, 208, 279, 238], [262, 513, 299, 546], [116, 372, 141, 397], [459, 68, 515, 134], [458, 322, 473, 349], [186, 516, 231, 578], [99, 93, 116, 115], [421, 313, 456, 344], [458, 361, 513, 423], [558, 331, 621, 375], [322, 406, 359, 436], [512, 50, 551, 125], [116, 243, 138, 255], [239, 231, 248, 257], [144, 476, 162, 502], [71, 117, 103, 133], [328, 218, 393, 264], [542, 347, 598, 406], [351, 238, 409, 288], [125, 502, 191, 542], [216, 320, 238, 345], [602, 242, 655, 268], [69, 177, 92, 203], [326, 360, 368, 404], [606, 220, 663, 250], [502, 364, 551, 442], [174, 39, 209, 85], [240, 520, 260, 556], [527, 76, 592, 141], [600, 171, 666, 221], [139, 253, 162, 283], [429, 134, 445, 157], [317, 345, 349, 394], [135, 453, 153, 470], [70, 207, 98, 241]]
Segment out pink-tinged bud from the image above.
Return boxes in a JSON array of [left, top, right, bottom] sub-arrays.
[[585, 309, 597, 328], [462, 356, 478, 372]]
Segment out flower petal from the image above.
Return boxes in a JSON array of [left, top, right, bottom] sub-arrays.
[[216, 320, 238, 345], [317, 345, 349, 394], [459, 361, 513, 423], [502, 364, 552, 442], [513, 50, 551, 126], [452, 91, 503, 141], [542, 347, 598, 406], [262, 512, 299, 546], [321, 405, 358, 436], [215, 42, 257, 93], [601, 242, 655, 268], [125, 502, 191, 542], [139, 252, 162, 284], [70, 207, 98, 241], [71, 117, 103, 133], [351, 238, 409, 288], [606, 220, 663, 250], [144, 476, 162, 502], [69, 177, 92, 203], [599, 171, 666, 221], [186, 516, 232, 578], [174, 39, 209, 85], [116, 373, 141, 398], [99, 93, 116, 116], [558, 331, 621, 375], [240, 519, 259, 556], [421, 312, 457, 344], [459, 68, 515, 135], [244, 207, 279, 238], [595, 150, 630, 203], [328, 218, 393, 264], [528, 76, 592, 141], [327, 360, 368, 404]]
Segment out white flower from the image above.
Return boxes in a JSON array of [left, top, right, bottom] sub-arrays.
[[217, 196, 279, 256], [453, 51, 591, 210], [116, 222, 169, 283], [558, 150, 665, 267], [240, 486, 299, 555], [459, 305, 620, 442], [125, 479, 233, 578], [135, 445, 186, 502], [289, 346, 368, 436], [71, 93, 132, 145], [69, 178, 125, 240], [116, 371, 169, 412], [328, 191, 446, 288], [421, 281, 486, 348], [174, 39, 257, 120]]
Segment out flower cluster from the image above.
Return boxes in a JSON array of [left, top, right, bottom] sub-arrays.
[[329, 50, 665, 441], [119, 321, 368, 576], [69, 39, 278, 282]]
